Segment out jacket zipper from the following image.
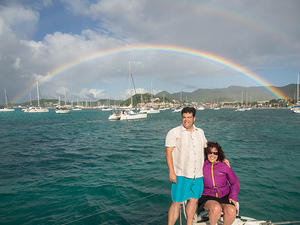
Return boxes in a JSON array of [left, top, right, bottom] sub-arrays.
[[211, 162, 218, 198]]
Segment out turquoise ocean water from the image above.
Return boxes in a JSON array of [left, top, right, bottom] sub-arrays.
[[0, 109, 300, 225]]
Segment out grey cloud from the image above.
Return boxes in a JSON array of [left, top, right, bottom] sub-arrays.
[[1, 0, 300, 104]]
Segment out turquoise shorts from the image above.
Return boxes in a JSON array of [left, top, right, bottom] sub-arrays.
[[171, 176, 203, 202]]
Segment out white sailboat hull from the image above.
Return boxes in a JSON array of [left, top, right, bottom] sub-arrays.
[[293, 108, 300, 113], [24, 107, 49, 113], [0, 108, 15, 112], [120, 111, 147, 120], [55, 109, 70, 114], [235, 107, 246, 111], [72, 108, 82, 111], [102, 108, 113, 111], [108, 112, 121, 120], [147, 108, 160, 114], [173, 107, 183, 112]]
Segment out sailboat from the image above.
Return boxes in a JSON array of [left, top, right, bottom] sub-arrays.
[[293, 73, 300, 114], [24, 81, 49, 113], [102, 99, 113, 111], [160, 94, 170, 110], [72, 98, 83, 111], [114, 62, 147, 120], [55, 89, 70, 114], [173, 92, 184, 112], [0, 89, 15, 112], [147, 81, 160, 114], [235, 92, 246, 111]]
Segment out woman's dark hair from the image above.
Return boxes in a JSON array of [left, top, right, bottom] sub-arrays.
[[204, 142, 226, 162], [181, 107, 196, 117]]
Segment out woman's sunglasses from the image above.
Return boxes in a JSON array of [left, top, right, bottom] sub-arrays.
[[207, 151, 218, 155]]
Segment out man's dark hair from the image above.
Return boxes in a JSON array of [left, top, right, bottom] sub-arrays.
[[181, 107, 196, 117]]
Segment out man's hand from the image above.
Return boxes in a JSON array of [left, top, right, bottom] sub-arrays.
[[166, 146, 176, 183], [224, 158, 231, 167], [169, 171, 177, 183]]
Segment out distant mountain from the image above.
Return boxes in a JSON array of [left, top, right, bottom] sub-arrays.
[[13, 84, 298, 107], [156, 84, 298, 103]]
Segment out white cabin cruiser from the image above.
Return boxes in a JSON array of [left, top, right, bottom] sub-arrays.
[[108, 111, 121, 120]]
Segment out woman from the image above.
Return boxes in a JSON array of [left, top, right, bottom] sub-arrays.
[[198, 142, 239, 225]]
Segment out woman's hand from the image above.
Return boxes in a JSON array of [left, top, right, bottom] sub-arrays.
[[169, 172, 177, 183], [229, 198, 237, 207]]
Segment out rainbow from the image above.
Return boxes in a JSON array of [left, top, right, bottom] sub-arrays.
[[14, 44, 289, 103]]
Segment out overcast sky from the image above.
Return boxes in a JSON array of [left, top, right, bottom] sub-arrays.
[[0, 0, 300, 104]]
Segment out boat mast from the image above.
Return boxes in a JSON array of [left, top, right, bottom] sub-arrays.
[[241, 91, 244, 106], [151, 80, 153, 99], [4, 89, 8, 107], [129, 61, 133, 108], [64, 88, 67, 106], [58, 96, 61, 107], [297, 73, 299, 104], [36, 81, 40, 107], [141, 93, 143, 104], [180, 91, 183, 104]]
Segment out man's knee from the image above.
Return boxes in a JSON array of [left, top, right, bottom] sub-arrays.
[[188, 198, 198, 205], [170, 201, 182, 208]]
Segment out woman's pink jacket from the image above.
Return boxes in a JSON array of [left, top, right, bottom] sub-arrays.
[[202, 160, 239, 201]]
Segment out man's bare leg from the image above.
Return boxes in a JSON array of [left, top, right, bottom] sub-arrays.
[[185, 198, 198, 225], [168, 201, 181, 225]]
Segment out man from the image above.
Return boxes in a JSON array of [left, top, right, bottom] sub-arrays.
[[165, 107, 207, 225]]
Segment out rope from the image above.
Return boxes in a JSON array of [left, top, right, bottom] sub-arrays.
[[273, 221, 300, 225], [61, 193, 157, 225]]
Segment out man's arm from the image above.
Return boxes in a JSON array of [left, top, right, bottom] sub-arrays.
[[165, 146, 177, 183]]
